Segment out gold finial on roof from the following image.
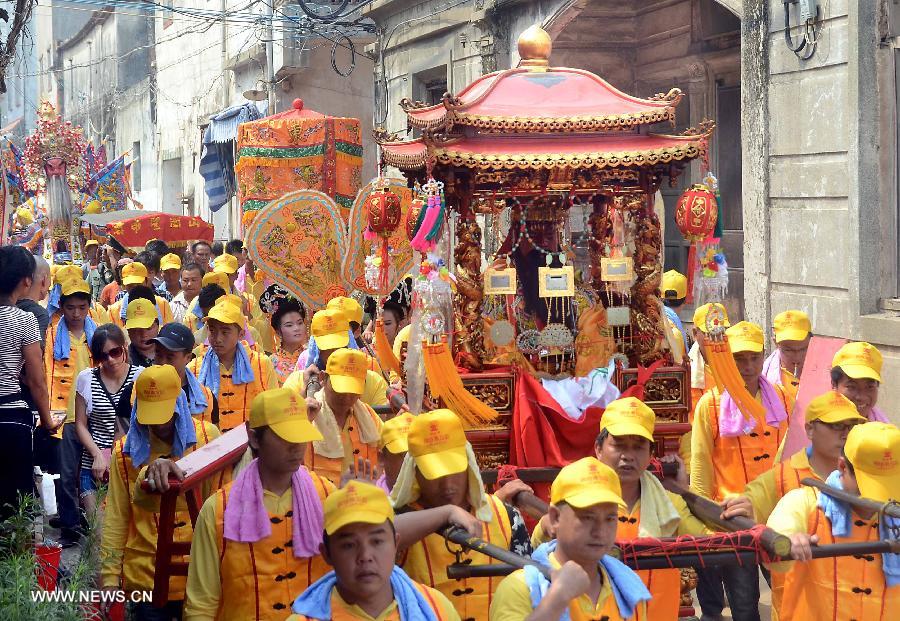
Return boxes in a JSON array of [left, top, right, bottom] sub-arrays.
[[517, 25, 551, 70]]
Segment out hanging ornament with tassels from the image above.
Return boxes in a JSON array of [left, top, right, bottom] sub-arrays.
[[675, 182, 718, 303], [411, 178, 445, 253], [363, 176, 402, 290], [406, 193, 426, 241]]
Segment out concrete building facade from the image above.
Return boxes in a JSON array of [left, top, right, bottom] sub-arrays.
[[366, 0, 900, 416]]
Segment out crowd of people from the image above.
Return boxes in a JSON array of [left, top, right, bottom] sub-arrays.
[[0, 239, 897, 621]]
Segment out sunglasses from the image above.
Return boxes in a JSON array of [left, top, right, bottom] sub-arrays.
[[96, 346, 125, 362], [814, 420, 862, 433]]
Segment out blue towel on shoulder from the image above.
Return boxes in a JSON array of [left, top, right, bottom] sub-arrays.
[[524, 541, 650, 620], [47, 284, 62, 316], [53, 315, 97, 361], [291, 566, 439, 620], [818, 469, 900, 587], [122, 394, 198, 467], [183, 368, 209, 416], [197, 341, 255, 395]]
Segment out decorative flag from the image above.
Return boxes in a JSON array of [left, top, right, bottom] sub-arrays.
[[88, 156, 127, 213]]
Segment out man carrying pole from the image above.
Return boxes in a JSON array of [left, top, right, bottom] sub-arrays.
[[489, 457, 651, 620], [767, 421, 900, 620]]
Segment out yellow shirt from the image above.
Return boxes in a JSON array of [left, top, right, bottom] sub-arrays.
[[690, 386, 792, 501], [100, 419, 221, 596], [286, 585, 459, 621], [283, 369, 388, 409], [489, 552, 647, 621], [743, 449, 823, 524], [45, 314, 92, 424], [184, 471, 336, 620]]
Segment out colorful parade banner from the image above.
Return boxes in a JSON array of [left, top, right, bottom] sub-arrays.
[[235, 100, 363, 221], [245, 190, 349, 310]]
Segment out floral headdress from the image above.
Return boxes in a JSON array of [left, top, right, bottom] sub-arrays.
[[21, 101, 87, 193]]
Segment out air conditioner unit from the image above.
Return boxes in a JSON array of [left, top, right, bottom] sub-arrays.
[[274, 3, 312, 78]]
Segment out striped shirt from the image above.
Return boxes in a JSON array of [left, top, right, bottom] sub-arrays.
[[76, 364, 143, 470], [0, 305, 40, 410]]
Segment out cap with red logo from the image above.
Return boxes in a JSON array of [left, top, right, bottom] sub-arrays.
[[325, 348, 367, 395], [600, 397, 655, 442], [311, 309, 350, 351], [550, 457, 626, 509], [407, 409, 468, 480], [134, 365, 181, 425], [844, 422, 900, 502]]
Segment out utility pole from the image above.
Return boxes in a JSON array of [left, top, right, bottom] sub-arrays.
[[264, 0, 275, 113]]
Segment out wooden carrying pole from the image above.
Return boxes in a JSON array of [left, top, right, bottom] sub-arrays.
[[802, 478, 900, 519], [504, 483, 792, 558], [447, 538, 900, 578], [441, 526, 551, 579]]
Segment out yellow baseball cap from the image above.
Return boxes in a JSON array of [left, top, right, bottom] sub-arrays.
[[202, 271, 230, 290], [122, 262, 149, 286], [126, 298, 158, 330], [379, 413, 414, 454], [60, 279, 90, 297], [135, 365, 181, 425], [213, 253, 238, 275], [843, 422, 900, 503], [805, 390, 866, 424], [206, 300, 244, 326], [311, 308, 350, 351], [53, 264, 82, 286], [408, 409, 468, 480], [773, 310, 811, 343], [661, 270, 687, 300], [600, 397, 655, 442], [832, 342, 883, 383], [84, 239, 99, 249], [323, 481, 394, 535], [216, 293, 244, 311], [325, 348, 367, 395], [326, 296, 364, 325], [249, 388, 323, 444], [550, 457, 626, 509], [160, 253, 182, 272], [726, 321, 764, 354], [692, 302, 730, 334]]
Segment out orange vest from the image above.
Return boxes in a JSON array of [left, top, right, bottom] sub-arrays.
[[189, 349, 271, 431], [303, 404, 382, 485], [780, 497, 900, 621], [295, 583, 451, 621], [769, 454, 816, 619], [616, 506, 680, 620], [401, 495, 512, 621], [113, 419, 216, 598], [213, 471, 334, 620], [706, 389, 789, 501], [44, 314, 92, 414]]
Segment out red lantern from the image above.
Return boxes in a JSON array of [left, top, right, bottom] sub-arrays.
[[406, 197, 424, 241], [675, 183, 718, 241], [364, 184, 402, 238], [363, 181, 402, 290], [675, 183, 718, 302]]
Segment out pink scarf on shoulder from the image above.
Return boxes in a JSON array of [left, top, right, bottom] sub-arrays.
[[718, 375, 789, 438], [223, 458, 323, 558]]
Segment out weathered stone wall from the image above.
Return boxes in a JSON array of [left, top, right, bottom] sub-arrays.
[[747, 0, 900, 418]]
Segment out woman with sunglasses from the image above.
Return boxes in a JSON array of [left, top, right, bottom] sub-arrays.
[[74, 323, 143, 518]]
